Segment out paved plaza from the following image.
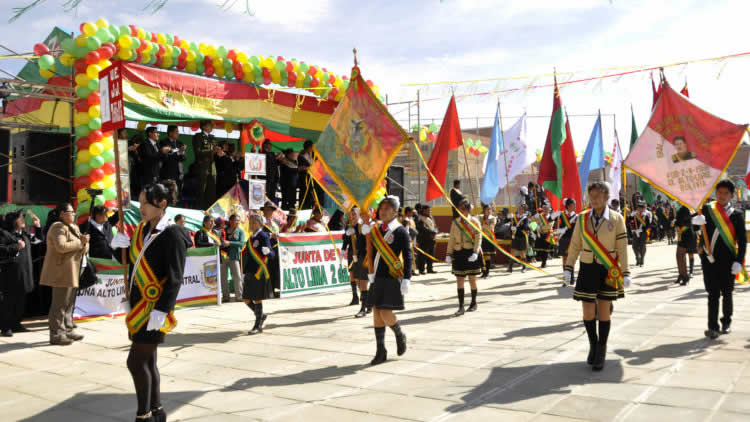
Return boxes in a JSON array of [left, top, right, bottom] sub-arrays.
[[2, 242, 750, 422]]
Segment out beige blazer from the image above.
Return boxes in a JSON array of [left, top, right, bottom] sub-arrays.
[[564, 208, 630, 276], [40, 222, 89, 288], [446, 216, 482, 254]]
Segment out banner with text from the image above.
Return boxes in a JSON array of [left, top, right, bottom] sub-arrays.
[[73, 247, 221, 321], [278, 231, 350, 297]]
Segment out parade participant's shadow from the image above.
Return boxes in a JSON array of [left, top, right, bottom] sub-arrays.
[[615, 338, 712, 365], [400, 301, 462, 315], [272, 305, 343, 315], [520, 287, 572, 304], [163, 330, 242, 347], [225, 363, 365, 390], [492, 320, 582, 341], [486, 281, 528, 290], [631, 285, 670, 295], [0, 340, 54, 354], [674, 289, 707, 301], [19, 391, 207, 421], [444, 360, 623, 414], [481, 287, 555, 297], [263, 315, 349, 330], [400, 312, 456, 326], [417, 277, 454, 286]]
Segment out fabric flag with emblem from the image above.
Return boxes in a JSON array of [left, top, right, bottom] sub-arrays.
[[480, 105, 503, 204], [630, 107, 655, 204], [624, 82, 748, 210], [206, 183, 250, 241], [578, 111, 605, 195], [608, 130, 624, 204], [426, 95, 464, 202], [538, 76, 566, 201], [309, 160, 352, 210], [313, 66, 408, 209], [496, 114, 532, 190]]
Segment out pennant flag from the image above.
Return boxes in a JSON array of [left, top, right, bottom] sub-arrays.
[[578, 111, 605, 194], [624, 83, 748, 210], [497, 114, 533, 190], [651, 72, 662, 110], [480, 106, 503, 204], [609, 130, 624, 205], [538, 76, 566, 200], [426, 95, 463, 202], [630, 108, 655, 204], [561, 114, 582, 212], [313, 66, 407, 209], [680, 82, 690, 98], [206, 183, 251, 241]]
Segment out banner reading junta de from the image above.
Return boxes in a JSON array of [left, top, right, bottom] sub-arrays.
[[73, 247, 221, 321], [278, 231, 350, 297], [624, 83, 747, 210]]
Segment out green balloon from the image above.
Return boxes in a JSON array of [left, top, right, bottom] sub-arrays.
[[61, 38, 75, 53], [196, 52, 205, 63], [253, 65, 262, 77], [217, 46, 228, 58], [95, 28, 110, 42], [103, 187, 117, 201], [254, 75, 263, 86], [131, 38, 141, 50], [190, 42, 198, 52], [76, 200, 91, 215], [72, 46, 87, 58], [86, 36, 101, 51], [119, 25, 130, 36], [299, 63, 309, 72], [165, 34, 173, 45], [275, 61, 285, 71], [108, 25, 119, 39], [171, 47, 180, 58], [38, 54, 54, 70], [76, 86, 91, 98], [249, 55, 260, 65], [101, 148, 115, 162], [196, 63, 205, 74], [304, 74, 312, 85], [223, 59, 232, 70], [93, 196, 105, 206], [88, 117, 102, 130], [429, 122, 438, 132], [75, 125, 90, 137], [87, 78, 99, 91], [225, 70, 234, 80], [89, 155, 104, 169], [149, 55, 157, 65], [74, 162, 90, 177]]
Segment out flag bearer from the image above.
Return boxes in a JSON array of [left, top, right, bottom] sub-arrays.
[[556, 198, 578, 286], [446, 199, 482, 316], [630, 201, 651, 266], [533, 204, 556, 268], [480, 204, 497, 278], [244, 213, 275, 335], [509, 203, 530, 273]]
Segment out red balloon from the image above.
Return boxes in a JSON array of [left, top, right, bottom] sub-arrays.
[[33, 43, 50, 56], [288, 71, 297, 83], [102, 162, 116, 175], [276, 56, 284, 62], [205, 66, 214, 77], [308, 66, 317, 76], [74, 59, 88, 74], [154, 56, 163, 67], [136, 42, 147, 53], [80, 23, 87, 33], [285, 61, 294, 73], [150, 33, 157, 42], [90, 168, 105, 181], [177, 59, 186, 70], [75, 99, 89, 112], [136, 52, 143, 63], [190, 122, 200, 131], [86, 51, 100, 65], [129, 25, 138, 36], [98, 47, 113, 60], [75, 136, 90, 150], [104, 200, 117, 208], [89, 130, 103, 142], [310, 77, 320, 88], [102, 42, 116, 53], [262, 68, 270, 77], [329, 88, 339, 98], [203, 55, 212, 66], [263, 76, 271, 85], [232, 61, 241, 74], [87, 91, 100, 106], [227, 49, 237, 60], [157, 44, 165, 55], [172, 35, 180, 46], [179, 48, 187, 60]]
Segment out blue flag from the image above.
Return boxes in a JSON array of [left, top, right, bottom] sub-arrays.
[[578, 112, 605, 193], [480, 106, 503, 205]]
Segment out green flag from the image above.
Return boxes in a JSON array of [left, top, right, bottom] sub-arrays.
[[629, 109, 655, 204], [538, 78, 565, 198]]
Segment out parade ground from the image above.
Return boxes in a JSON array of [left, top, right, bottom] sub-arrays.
[[3, 242, 750, 422]]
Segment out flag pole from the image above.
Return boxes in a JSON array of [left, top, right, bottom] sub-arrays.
[[461, 135, 478, 206], [497, 99, 513, 208]]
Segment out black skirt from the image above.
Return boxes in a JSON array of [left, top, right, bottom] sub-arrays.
[[558, 233, 573, 256], [350, 259, 368, 280], [511, 233, 527, 251], [451, 248, 482, 276], [243, 273, 269, 301], [129, 324, 166, 344], [481, 238, 496, 256], [367, 276, 404, 310], [677, 229, 697, 253], [573, 262, 625, 302], [535, 234, 554, 252]]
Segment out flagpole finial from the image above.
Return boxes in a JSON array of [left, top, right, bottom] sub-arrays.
[[353, 48, 358, 66]]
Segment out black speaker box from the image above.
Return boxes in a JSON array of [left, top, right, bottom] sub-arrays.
[[11, 131, 71, 205]]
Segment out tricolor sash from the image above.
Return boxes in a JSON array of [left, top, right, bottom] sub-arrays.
[[370, 225, 404, 278], [125, 222, 178, 335], [561, 212, 573, 229], [677, 225, 689, 242], [248, 238, 270, 280], [456, 218, 477, 243], [482, 217, 497, 242], [203, 228, 228, 260], [540, 214, 557, 245], [579, 211, 624, 290], [706, 201, 740, 256], [634, 214, 647, 228]]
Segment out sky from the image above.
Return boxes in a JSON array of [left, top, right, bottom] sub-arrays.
[[2, 0, 750, 157]]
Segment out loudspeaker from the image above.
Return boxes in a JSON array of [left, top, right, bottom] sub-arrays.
[[11, 131, 72, 205], [0, 129, 8, 204], [387, 166, 404, 206]]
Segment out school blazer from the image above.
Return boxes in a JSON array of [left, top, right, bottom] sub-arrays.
[[446, 216, 482, 254], [564, 210, 630, 276]]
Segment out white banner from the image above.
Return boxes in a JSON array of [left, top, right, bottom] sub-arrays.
[[278, 231, 350, 297], [74, 247, 221, 321], [245, 152, 267, 176]]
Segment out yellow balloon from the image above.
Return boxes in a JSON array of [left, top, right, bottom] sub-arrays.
[[91, 181, 106, 190], [224, 122, 233, 133], [75, 35, 88, 47], [419, 128, 427, 142], [136, 28, 144, 39], [101, 136, 114, 150], [334, 90, 345, 102], [77, 149, 91, 163], [89, 142, 104, 156], [212, 57, 222, 68], [242, 73, 252, 83], [74, 73, 90, 86], [102, 175, 115, 189], [180, 40, 189, 49], [187, 51, 196, 62], [98, 59, 112, 69], [74, 111, 90, 125], [295, 73, 304, 88], [95, 18, 109, 29], [82, 22, 97, 36], [39, 68, 54, 79], [77, 189, 91, 202], [60, 53, 74, 66], [86, 64, 102, 79], [118, 48, 132, 60], [215, 67, 225, 77], [271, 69, 281, 84], [118, 34, 132, 49], [237, 52, 248, 63], [198, 43, 207, 54], [88, 105, 101, 118], [141, 53, 151, 64], [157, 33, 165, 44], [186, 61, 197, 73], [263, 57, 274, 69]]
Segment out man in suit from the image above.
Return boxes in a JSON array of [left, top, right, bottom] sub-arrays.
[[262, 140, 280, 204], [694, 179, 746, 339], [138, 126, 163, 188], [159, 125, 186, 197], [416, 204, 438, 274], [215, 142, 236, 197], [192, 120, 217, 209], [630, 201, 651, 266], [79, 205, 118, 260], [450, 179, 465, 219]]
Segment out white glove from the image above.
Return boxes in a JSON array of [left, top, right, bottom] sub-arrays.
[[551, 211, 561, 219], [732, 262, 742, 275], [262, 246, 271, 256], [400, 279, 410, 296], [361, 224, 371, 235], [511, 226, 517, 233], [623, 276, 632, 288], [563, 270, 571, 284], [468, 253, 478, 262], [367, 273, 375, 288], [555, 228, 566, 236], [110, 232, 131, 249], [445, 255, 452, 264], [346, 228, 355, 236], [146, 310, 167, 331], [353, 255, 358, 263], [692, 215, 707, 225]]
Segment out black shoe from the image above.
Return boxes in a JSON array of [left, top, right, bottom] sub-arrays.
[[134, 412, 153, 422], [704, 329, 720, 339], [366, 307, 372, 314], [592, 343, 606, 371], [355, 309, 367, 318], [454, 306, 465, 317], [680, 276, 688, 286], [371, 348, 388, 365], [521, 266, 527, 273], [427, 270, 437, 274], [721, 324, 731, 335], [467, 303, 477, 312], [674, 276, 682, 284], [396, 334, 407, 356], [587, 342, 597, 365], [11, 324, 29, 333], [151, 407, 166, 422], [413, 271, 419, 277], [349, 296, 359, 306], [419, 271, 425, 275], [1, 329, 12, 337]]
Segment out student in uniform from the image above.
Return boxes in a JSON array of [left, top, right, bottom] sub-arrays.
[[675, 206, 697, 286], [480, 204, 497, 278], [532, 204, 556, 268], [556, 199, 578, 286], [693, 179, 746, 339], [416, 204, 438, 275], [243, 213, 275, 335], [564, 182, 631, 371], [362, 196, 411, 365], [508, 203, 530, 273], [261, 202, 281, 298], [630, 201, 651, 266], [109, 181, 192, 422], [304, 207, 326, 232], [347, 206, 372, 317], [445, 199, 482, 316]]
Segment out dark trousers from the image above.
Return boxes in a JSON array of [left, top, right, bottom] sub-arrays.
[[281, 177, 297, 210], [700, 256, 734, 331], [0, 290, 26, 330], [196, 171, 216, 210], [267, 178, 279, 204], [416, 240, 435, 273], [633, 235, 647, 263]]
